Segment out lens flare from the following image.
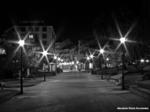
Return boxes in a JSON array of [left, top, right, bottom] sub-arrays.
[[36, 39, 54, 64], [18, 40, 25, 47], [111, 21, 136, 55], [8, 27, 30, 60]]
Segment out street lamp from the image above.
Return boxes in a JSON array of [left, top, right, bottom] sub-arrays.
[[87, 56, 90, 61], [58, 57, 61, 61], [60, 59, 63, 62], [100, 49, 104, 54], [18, 39, 25, 94], [113, 36, 135, 90], [106, 57, 109, 68], [120, 37, 126, 44], [18, 40, 25, 47], [111, 21, 136, 90], [54, 55, 57, 60], [99, 48, 105, 79], [146, 59, 149, 63], [42, 51, 48, 56], [140, 59, 145, 63], [90, 54, 94, 59], [89, 54, 94, 73], [53, 55, 58, 73], [86, 56, 90, 72], [42, 50, 49, 81], [106, 57, 109, 61], [119, 37, 127, 90], [8, 31, 31, 94], [35, 39, 54, 81]]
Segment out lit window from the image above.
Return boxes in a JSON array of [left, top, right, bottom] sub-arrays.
[[29, 34, 34, 39], [0, 48, 6, 55]]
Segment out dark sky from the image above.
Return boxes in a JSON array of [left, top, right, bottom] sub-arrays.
[[0, 0, 149, 41]]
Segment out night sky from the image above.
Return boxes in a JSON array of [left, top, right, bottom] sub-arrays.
[[0, 1, 149, 42]]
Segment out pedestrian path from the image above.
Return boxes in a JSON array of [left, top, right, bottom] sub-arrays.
[[0, 72, 149, 112], [0, 76, 53, 104]]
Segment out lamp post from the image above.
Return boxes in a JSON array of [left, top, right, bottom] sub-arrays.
[[18, 40, 25, 94], [120, 37, 126, 90], [89, 54, 94, 73], [90, 54, 94, 59], [86, 56, 90, 72], [42, 50, 48, 81], [112, 36, 135, 90], [54, 55, 57, 60], [112, 21, 136, 90], [53, 55, 57, 72], [87, 56, 90, 61], [99, 49, 104, 79], [8, 31, 31, 94]]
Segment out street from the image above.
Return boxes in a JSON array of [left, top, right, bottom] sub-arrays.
[[0, 72, 149, 112]]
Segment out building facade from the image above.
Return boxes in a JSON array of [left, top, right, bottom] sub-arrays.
[[15, 21, 56, 48], [1, 21, 57, 76]]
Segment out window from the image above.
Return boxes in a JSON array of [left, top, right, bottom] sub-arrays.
[[42, 27, 47, 32], [34, 34, 39, 43], [29, 34, 34, 39], [20, 27, 26, 32], [43, 40, 47, 45], [42, 33, 47, 39], [35, 27, 39, 31], [28, 26, 33, 31], [21, 33, 26, 37]]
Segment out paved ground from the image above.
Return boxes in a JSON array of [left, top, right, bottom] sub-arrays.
[[0, 89, 18, 104], [0, 72, 149, 112], [0, 77, 48, 103]]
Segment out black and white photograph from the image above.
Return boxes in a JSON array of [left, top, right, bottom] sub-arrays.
[[0, 1, 150, 112]]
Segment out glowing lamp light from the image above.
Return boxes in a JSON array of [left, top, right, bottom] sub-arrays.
[[90, 54, 94, 59], [42, 51, 48, 56], [18, 40, 25, 47], [132, 62, 136, 64], [63, 62, 67, 65], [120, 37, 126, 44], [58, 57, 61, 61], [29, 34, 34, 39], [54, 56, 57, 59], [0, 48, 6, 55], [140, 59, 145, 63], [87, 57, 90, 60], [100, 49, 104, 54], [106, 58, 109, 61], [146, 59, 149, 63]]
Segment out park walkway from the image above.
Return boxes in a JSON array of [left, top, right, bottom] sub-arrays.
[[0, 72, 149, 112]]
